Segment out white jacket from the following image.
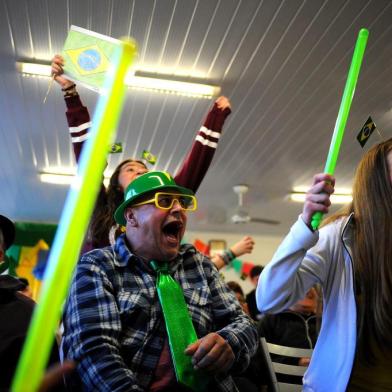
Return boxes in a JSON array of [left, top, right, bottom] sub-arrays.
[[256, 214, 357, 392]]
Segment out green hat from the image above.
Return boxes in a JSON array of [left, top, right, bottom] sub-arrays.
[[114, 171, 194, 225]]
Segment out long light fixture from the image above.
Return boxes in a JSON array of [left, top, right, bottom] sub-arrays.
[[17, 61, 220, 99], [290, 186, 353, 204], [40, 168, 110, 187]]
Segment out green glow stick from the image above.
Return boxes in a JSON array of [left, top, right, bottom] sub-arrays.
[[11, 39, 137, 392], [311, 28, 369, 230]]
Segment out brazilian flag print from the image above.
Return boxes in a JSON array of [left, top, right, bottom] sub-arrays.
[[357, 116, 376, 147], [142, 150, 157, 164], [62, 25, 123, 92]]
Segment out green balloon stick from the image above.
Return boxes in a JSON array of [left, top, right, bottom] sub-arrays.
[[311, 28, 369, 230], [11, 39, 137, 392]]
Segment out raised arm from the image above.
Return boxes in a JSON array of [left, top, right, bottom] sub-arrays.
[[256, 173, 335, 314], [51, 55, 107, 253], [212, 236, 255, 270], [174, 96, 231, 192], [51, 55, 91, 163]]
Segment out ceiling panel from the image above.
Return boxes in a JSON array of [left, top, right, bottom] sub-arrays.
[[0, 0, 391, 237]]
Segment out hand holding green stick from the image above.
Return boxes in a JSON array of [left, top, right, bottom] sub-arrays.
[[311, 28, 369, 230], [12, 38, 137, 392]]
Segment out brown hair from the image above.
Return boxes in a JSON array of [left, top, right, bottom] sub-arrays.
[[89, 159, 147, 247], [320, 204, 352, 227], [227, 281, 245, 297], [323, 138, 392, 361], [352, 138, 392, 361]]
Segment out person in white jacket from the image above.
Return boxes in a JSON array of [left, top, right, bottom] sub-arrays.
[[256, 137, 392, 391]]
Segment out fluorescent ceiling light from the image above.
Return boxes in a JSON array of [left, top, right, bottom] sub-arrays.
[[135, 65, 207, 79], [40, 169, 110, 187], [17, 61, 220, 98], [19, 62, 52, 77], [289, 192, 352, 204], [40, 172, 74, 185], [126, 74, 219, 98], [292, 186, 353, 194]]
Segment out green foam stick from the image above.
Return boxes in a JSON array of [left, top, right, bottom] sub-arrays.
[[11, 39, 137, 392], [311, 28, 369, 230]]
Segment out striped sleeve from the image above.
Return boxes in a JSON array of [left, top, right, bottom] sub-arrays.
[[194, 126, 220, 149], [63, 93, 108, 253], [65, 94, 91, 162], [174, 102, 231, 193]]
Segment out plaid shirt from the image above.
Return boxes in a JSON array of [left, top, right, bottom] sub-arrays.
[[61, 234, 257, 391]]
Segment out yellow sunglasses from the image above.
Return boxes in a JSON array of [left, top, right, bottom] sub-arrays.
[[131, 192, 197, 211]]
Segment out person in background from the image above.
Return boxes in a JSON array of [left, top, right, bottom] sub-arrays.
[[226, 280, 269, 392], [61, 171, 258, 391], [17, 277, 33, 299], [0, 215, 14, 266], [246, 265, 263, 320], [257, 138, 392, 391], [0, 215, 63, 390], [256, 226, 321, 389], [212, 236, 255, 271], [37, 362, 75, 392], [226, 281, 249, 315], [258, 288, 319, 385], [51, 55, 232, 254]]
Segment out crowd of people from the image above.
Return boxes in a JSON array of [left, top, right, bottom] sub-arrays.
[[0, 52, 391, 392]]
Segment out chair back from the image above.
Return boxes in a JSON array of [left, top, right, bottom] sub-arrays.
[[260, 337, 313, 392]]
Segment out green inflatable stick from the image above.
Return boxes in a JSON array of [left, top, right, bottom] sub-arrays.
[[311, 28, 369, 230], [11, 39, 137, 392]]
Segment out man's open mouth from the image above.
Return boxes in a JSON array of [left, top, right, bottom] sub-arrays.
[[162, 220, 183, 243]]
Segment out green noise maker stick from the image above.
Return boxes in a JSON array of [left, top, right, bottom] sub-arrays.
[[311, 28, 369, 231], [11, 39, 137, 392]]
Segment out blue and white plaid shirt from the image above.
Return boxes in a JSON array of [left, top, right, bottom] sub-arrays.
[[61, 234, 258, 391]]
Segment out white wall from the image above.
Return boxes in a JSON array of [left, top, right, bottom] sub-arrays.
[[185, 230, 284, 294]]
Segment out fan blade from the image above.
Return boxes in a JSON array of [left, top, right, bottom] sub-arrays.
[[250, 217, 280, 225]]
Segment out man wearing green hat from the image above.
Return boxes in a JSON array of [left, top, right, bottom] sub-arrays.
[[61, 171, 258, 392]]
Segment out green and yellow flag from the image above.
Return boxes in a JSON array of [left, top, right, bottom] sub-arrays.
[[109, 142, 123, 154], [357, 116, 376, 147], [62, 25, 124, 92], [142, 149, 157, 164]]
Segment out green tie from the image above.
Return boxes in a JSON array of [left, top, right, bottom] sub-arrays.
[[150, 260, 208, 391]]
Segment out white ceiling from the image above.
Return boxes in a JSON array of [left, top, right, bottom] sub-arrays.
[[1, 0, 392, 237]]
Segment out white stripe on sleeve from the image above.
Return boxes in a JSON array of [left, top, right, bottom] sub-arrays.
[[69, 121, 92, 133], [199, 126, 221, 139], [195, 135, 218, 149], [71, 133, 89, 143]]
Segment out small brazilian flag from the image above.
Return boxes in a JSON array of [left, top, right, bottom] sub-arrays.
[[142, 150, 157, 164], [65, 44, 111, 76], [62, 25, 122, 92], [357, 116, 376, 148], [109, 142, 123, 154]]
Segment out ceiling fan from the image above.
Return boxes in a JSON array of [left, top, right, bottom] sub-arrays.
[[231, 184, 280, 225]]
